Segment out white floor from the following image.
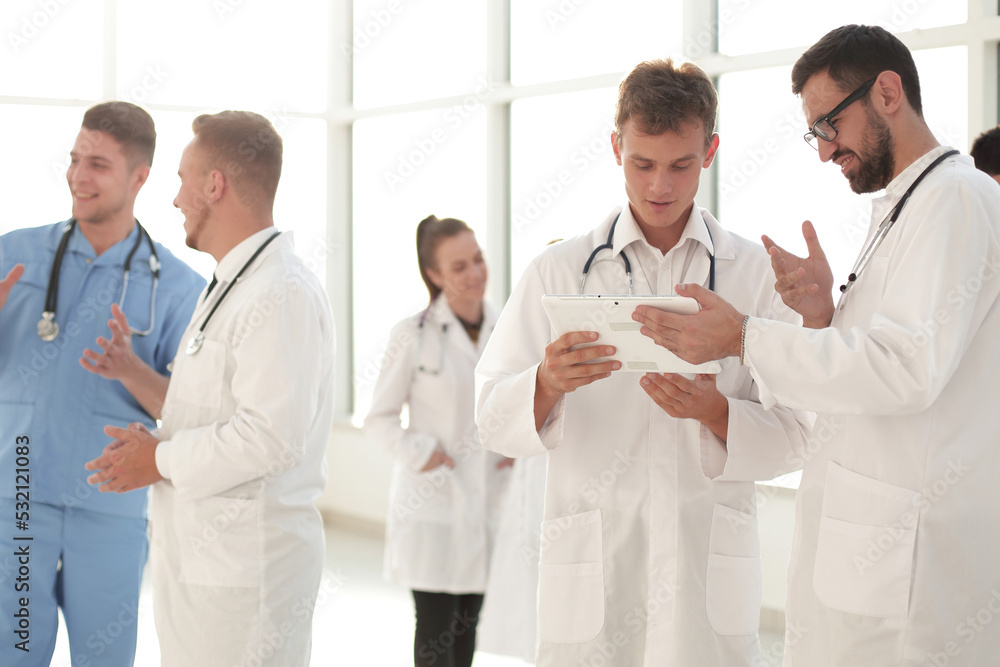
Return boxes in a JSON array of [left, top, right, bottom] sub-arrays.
[[50, 521, 783, 666]]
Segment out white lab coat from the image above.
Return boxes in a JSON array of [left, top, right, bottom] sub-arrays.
[[364, 295, 509, 593], [730, 147, 1000, 666], [476, 453, 547, 663], [152, 229, 335, 667], [476, 204, 812, 666]]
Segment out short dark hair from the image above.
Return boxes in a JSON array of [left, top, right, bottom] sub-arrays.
[[82, 101, 156, 167], [416, 215, 474, 303], [615, 59, 718, 146], [191, 111, 283, 215], [971, 126, 1000, 176], [791, 25, 923, 116]]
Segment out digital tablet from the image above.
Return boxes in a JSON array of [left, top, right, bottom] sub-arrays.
[[540, 295, 722, 374]]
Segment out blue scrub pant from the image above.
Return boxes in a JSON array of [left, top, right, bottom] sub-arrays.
[[0, 499, 147, 666]]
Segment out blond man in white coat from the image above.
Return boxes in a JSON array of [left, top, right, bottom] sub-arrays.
[[86, 111, 334, 667], [364, 216, 510, 667], [636, 26, 1000, 666], [475, 60, 812, 666]]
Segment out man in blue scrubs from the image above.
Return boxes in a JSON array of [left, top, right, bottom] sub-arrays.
[[0, 102, 204, 666]]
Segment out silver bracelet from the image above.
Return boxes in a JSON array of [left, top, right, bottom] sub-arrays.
[[740, 315, 750, 365]]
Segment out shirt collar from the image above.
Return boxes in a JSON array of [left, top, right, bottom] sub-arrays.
[[214, 226, 280, 283], [66, 218, 145, 266], [611, 202, 715, 258]]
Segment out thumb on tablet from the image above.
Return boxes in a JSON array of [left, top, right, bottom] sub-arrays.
[[675, 283, 721, 310]]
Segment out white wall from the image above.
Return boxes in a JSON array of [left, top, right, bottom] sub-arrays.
[[318, 423, 392, 526]]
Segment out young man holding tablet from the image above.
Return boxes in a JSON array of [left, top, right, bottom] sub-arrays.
[[475, 59, 809, 666]]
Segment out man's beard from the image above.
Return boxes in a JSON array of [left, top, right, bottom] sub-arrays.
[[838, 105, 896, 194]]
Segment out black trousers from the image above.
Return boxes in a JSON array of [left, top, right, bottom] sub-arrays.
[[412, 590, 485, 667]]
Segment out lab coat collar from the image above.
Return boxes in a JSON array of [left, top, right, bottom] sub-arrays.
[[213, 226, 286, 284], [425, 294, 498, 361], [883, 145, 957, 203], [611, 203, 731, 260], [865, 146, 957, 239]]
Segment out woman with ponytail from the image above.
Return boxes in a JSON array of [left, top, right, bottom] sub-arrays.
[[363, 215, 511, 667]]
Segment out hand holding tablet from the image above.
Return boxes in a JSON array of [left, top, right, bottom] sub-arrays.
[[540, 294, 723, 374]]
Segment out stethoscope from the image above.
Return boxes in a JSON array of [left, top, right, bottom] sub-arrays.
[[414, 304, 486, 375], [580, 211, 716, 294], [839, 149, 958, 297], [37, 219, 159, 342], [415, 314, 447, 375], [185, 231, 281, 355]]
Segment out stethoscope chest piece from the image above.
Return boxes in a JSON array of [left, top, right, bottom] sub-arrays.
[[185, 333, 205, 356], [37, 312, 59, 342]]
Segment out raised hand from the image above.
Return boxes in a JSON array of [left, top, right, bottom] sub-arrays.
[[761, 221, 834, 329], [80, 303, 139, 380]]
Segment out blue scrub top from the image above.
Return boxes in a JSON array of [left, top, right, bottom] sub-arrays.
[[0, 221, 205, 519]]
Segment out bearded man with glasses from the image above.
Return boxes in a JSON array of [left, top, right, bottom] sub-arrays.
[[631, 24, 1000, 667]]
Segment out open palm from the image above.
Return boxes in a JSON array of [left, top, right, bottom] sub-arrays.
[[761, 221, 834, 329]]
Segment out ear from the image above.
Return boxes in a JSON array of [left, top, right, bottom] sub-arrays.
[[702, 133, 720, 169], [612, 132, 623, 166], [207, 169, 227, 204], [131, 164, 151, 192], [873, 71, 904, 115], [425, 266, 445, 289]]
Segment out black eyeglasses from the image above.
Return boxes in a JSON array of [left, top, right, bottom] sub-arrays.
[[803, 77, 878, 150]]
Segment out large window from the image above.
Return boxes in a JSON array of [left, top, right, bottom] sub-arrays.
[[0, 1, 328, 283], [1, 0, 997, 430]]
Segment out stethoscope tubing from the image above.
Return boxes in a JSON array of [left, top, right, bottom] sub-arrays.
[[39, 219, 159, 340], [581, 211, 716, 295]]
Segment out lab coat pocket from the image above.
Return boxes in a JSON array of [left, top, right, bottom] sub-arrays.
[[177, 495, 262, 588], [812, 462, 919, 619], [537, 563, 605, 644], [537, 509, 604, 643], [705, 504, 761, 636]]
